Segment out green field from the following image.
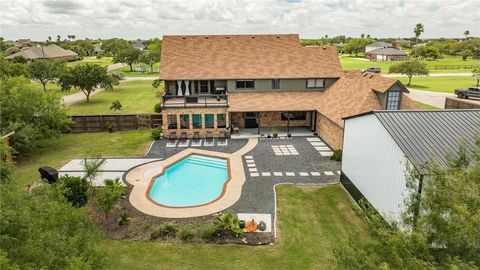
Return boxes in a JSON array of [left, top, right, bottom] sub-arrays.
[[416, 101, 440, 109], [11, 130, 151, 187], [32, 82, 80, 98], [67, 80, 160, 114], [116, 62, 160, 77], [397, 76, 476, 93], [340, 55, 480, 73], [67, 56, 113, 67]]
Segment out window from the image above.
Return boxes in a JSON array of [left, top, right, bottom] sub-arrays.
[[180, 114, 189, 129], [307, 79, 325, 88], [199, 81, 209, 93], [236, 80, 255, 89], [217, 114, 226, 128], [272, 79, 280, 89], [167, 115, 177, 129], [386, 91, 401, 110], [281, 112, 307, 121], [192, 114, 202, 129], [205, 114, 214, 128]]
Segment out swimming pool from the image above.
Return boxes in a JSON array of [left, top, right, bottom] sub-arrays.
[[148, 154, 229, 207]]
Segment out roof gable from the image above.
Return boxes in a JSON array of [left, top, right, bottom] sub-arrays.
[[159, 34, 342, 80]]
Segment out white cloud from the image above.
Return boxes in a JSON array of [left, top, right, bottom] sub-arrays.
[[0, 0, 477, 40]]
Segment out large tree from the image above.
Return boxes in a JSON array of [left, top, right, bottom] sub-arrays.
[[0, 56, 28, 79], [464, 30, 470, 39], [58, 63, 119, 102], [0, 77, 70, 154], [139, 50, 160, 72], [414, 23, 424, 44], [113, 47, 140, 72], [343, 38, 372, 57], [100, 38, 130, 56], [334, 141, 480, 269], [389, 60, 429, 86], [27, 59, 64, 91]]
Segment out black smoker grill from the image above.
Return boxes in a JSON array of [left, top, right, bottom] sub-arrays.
[[38, 166, 58, 184]]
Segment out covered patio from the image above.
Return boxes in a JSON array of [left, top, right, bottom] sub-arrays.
[[231, 126, 314, 139]]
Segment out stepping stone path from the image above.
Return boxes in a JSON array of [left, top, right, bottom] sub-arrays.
[[271, 145, 299, 156], [306, 137, 334, 157]]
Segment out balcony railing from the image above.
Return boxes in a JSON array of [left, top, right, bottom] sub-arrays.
[[162, 94, 228, 108]]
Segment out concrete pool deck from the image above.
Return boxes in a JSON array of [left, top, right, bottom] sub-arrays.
[[125, 138, 258, 218]]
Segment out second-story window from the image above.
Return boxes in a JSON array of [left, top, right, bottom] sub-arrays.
[[272, 79, 280, 89], [386, 91, 401, 110], [236, 80, 255, 89], [307, 79, 325, 88], [199, 81, 209, 93]]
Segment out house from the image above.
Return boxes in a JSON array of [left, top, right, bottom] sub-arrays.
[[158, 34, 418, 149], [5, 44, 78, 61], [365, 41, 392, 53], [132, 40, 146, 50], [341, 109, 480, 223]]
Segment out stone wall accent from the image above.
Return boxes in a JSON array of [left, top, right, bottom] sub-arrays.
[[230, 111, 311, 128], [316, 112, 343, 150], [162, 107, 229, 137]]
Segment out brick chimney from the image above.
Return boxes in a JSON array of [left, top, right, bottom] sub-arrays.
[[392, 41, 397, 49]]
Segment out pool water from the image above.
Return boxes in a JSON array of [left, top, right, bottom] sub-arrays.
[[149, 154, 229, 207]]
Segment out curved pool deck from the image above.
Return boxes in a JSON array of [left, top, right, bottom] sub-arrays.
[[125, 138, 258, 218]]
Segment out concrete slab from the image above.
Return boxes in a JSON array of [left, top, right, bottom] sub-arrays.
[[101, 158, 160, 171], [59, 158, 103, 171], [237, 213, 272, 233]]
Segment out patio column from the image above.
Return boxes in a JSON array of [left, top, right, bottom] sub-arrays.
[[185, 80, 190, 96], [177, 80, 182, 96]]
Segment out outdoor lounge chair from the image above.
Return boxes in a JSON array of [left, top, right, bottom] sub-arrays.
[[218, 131, 227, 145], [205, 131, 214, 145], [168, 131, 177, 142], [192, 131, 201, 145], [179, 132, 188, 144]]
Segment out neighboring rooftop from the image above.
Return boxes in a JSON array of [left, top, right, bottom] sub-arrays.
[[366, 47, 407, 56], [367, 41, 392, 48], [159, 34, 342, 80], [348, 110, 480, 172], [5, 44, 77, 60]]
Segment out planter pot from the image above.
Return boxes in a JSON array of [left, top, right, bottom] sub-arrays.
[[238, 220, 245, 229], [258, 221, 267, 231]]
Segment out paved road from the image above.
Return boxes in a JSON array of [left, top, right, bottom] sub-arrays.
[[384, 72, 472, 78], [406, 88, 454, 108], [107, 63, 125, 71]]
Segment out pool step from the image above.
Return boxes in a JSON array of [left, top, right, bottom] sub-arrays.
[[187, 156, 227, 169]]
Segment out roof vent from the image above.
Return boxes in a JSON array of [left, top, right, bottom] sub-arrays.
[[182, 36, 186, 39], [226, 36, 230, 39], [276, 36, 280, 38], [205, 36, 209, 39], [251, 36, 255, 39], [322, 46, 326, 50], [369, 74, 374, 78]]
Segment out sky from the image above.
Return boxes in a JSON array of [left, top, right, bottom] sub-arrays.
[[0, 0, 477, 41]]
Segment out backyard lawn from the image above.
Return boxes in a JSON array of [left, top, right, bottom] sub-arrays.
[[100, 184, 368, 269], [12, 130, 151, 187], [67, 80, 160, 115], [416, 101, 440, 110], [340, 55, 480, 74], [396, 76, 476, 93]]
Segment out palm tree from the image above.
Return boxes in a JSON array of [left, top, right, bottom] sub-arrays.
[[56, 35, 61, 42], [48, 36, 52, 42], [366, 34, 371, 39], [464, 30, 470, 39], [414, 23, 424, 44], [360, 33, 365, 39]]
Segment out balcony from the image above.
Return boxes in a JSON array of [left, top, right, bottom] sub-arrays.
[[162, 94, 228, 108]]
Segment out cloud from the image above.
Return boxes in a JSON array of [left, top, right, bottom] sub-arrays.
[[0, 0, 477, 40]]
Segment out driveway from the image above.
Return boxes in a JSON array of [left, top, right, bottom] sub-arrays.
[[406, 88, 454, 108]]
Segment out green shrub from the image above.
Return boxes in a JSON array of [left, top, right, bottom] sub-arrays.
[[199, 224, 220, 240], [105, 121, 113, 133], [217, 212, 243, 234], [58, 175, 90, 207], [117, 212, 130, 226], [151, 128, 162, 140], [272, 131, 279, 138], [110, 100, 122, 111], [150, 222, 178, 240], [154, 102, 162, 113], [331, 149, 342, 161], [179, 227, 194, 241]]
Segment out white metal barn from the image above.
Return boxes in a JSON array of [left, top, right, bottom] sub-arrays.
[[341, 110, 480, 223]]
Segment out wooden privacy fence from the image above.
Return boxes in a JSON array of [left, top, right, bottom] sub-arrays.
[[69, 114, 163, 133], [444, 97, 480, 110], [432, 64, 479, 70]]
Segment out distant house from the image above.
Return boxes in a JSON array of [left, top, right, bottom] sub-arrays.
[[132, 40, 146, 50], [365, 41, 392, 53], [365, 47, 407, 61], [5, 44, 78, 61], [341, 109, 480, 223], [93, 43, 104, 55]]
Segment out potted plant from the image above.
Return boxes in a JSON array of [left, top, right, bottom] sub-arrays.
[[272, 130, 278, 138], [267, 134, 272, 139], [287, 133, 292, 138], [238, 220, 246, 229], [258, 221, 267, 231]]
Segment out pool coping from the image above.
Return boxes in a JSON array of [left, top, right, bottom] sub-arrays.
[[125, 138, 258, 218], [145, 153, 232, 209]]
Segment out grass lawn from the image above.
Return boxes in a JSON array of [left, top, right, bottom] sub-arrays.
[[99, 184, 369, 269], [340, 55, 480, 74], [397, 76, 476, 93], [67, 56, 113, 67], [117, 62, 160, 77], [416, 101, 440, 109], [32, 82, 80, 98], [12, 130, 151, 188], [67, 80, 160, 115]]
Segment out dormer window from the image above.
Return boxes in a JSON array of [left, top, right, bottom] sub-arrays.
[[307, 79, 325, 88], [386, 91, 401, 110]]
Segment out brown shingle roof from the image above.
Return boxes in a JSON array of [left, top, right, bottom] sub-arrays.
[[159, 34, 342, 80], [5, 44, 77, 60], [227, 71, 419, 126]]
